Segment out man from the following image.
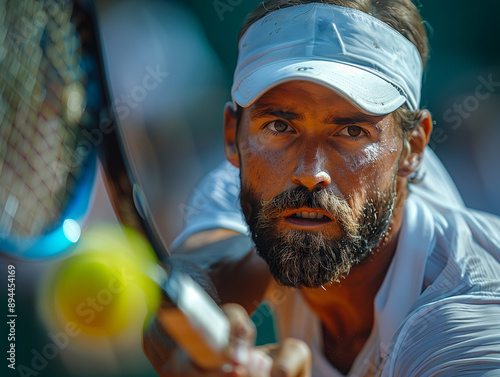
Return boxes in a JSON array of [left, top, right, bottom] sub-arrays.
[[144, 1, 500, 376]]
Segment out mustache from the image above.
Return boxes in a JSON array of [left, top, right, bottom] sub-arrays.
[[263, 186, 350, 214], [258, 186, 358, 234]]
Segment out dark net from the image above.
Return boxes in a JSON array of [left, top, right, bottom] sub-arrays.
[[0, 0, 94, 239]]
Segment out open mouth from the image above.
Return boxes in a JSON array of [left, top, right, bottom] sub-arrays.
[[281, 208, 334, 228]]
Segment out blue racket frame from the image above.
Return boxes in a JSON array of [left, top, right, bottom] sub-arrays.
[[0, 151, 97, 259]]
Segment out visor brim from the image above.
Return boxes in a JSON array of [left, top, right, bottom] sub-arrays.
[[233, 60, 406, 115]]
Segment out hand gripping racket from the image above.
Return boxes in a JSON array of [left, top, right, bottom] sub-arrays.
[[0, 0, 230, 370]]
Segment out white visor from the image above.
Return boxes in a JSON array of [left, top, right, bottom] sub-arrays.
[[232, 3, 423, 115]]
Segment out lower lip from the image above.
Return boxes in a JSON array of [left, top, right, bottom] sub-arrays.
[[283, 216, 332, 228]]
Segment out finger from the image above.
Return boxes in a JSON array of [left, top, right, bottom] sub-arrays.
[[222, 303, 256, 343], [222, 303, 256, 368], [159, 347, 247, 377], [269, 338, 312, 377], [247, 349, 273, 377]]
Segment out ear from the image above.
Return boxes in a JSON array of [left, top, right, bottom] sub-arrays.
[[398, 109, 433, 177], [223, 102, 240, 168]]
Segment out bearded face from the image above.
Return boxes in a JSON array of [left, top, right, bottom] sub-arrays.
[[240, 181, 397, 288], [228, 81, 406, 289]]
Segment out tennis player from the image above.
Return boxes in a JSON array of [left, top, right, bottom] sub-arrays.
[[144, 1, 500, 376]]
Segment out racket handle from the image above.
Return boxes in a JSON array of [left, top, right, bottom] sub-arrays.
[[157, 268, 231, 370]]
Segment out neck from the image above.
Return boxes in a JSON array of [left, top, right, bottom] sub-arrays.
[[299, 181, 408, 373], [301, 228, 400, 335]]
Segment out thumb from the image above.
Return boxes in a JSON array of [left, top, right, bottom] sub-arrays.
[[270, 338, 311, 377]]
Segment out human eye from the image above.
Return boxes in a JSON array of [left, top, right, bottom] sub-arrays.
[[336, 126, 368, 138], [264, 120, 295, 134]]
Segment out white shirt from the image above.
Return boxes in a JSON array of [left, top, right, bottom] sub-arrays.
[[172, 149, 500, 376]]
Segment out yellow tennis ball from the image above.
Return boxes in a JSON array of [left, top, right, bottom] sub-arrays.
[[49, 224, 161, 337], [53, 253, 128, 335]]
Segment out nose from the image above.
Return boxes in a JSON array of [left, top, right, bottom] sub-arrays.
[[291, 148, 331, 190]]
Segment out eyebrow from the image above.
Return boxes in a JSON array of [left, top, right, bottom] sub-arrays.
[[250, 106, 304, 121], [323, 114, 383, 132]]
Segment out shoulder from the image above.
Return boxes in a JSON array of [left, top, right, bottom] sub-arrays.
[[385, 295, 500, 376], [185, 160, 241, 215], [415, 191, 500, 291], [172, 161, 247, 250], [385, 197, 500, 375]]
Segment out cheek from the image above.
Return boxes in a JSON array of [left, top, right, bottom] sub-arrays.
[[238, 137, 293, 197], [341, 132, 402, 177], [337, 139, 402, 209]]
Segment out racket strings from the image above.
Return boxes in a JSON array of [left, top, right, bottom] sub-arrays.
[[0, 0, 88, 239]]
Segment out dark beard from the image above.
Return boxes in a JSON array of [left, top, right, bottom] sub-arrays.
[[240, 183, 396, 289]]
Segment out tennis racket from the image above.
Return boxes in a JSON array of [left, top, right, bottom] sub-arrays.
[[0, 0, 230, 370]]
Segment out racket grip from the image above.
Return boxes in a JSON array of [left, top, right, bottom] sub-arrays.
[[157, 268, 231, 370]]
